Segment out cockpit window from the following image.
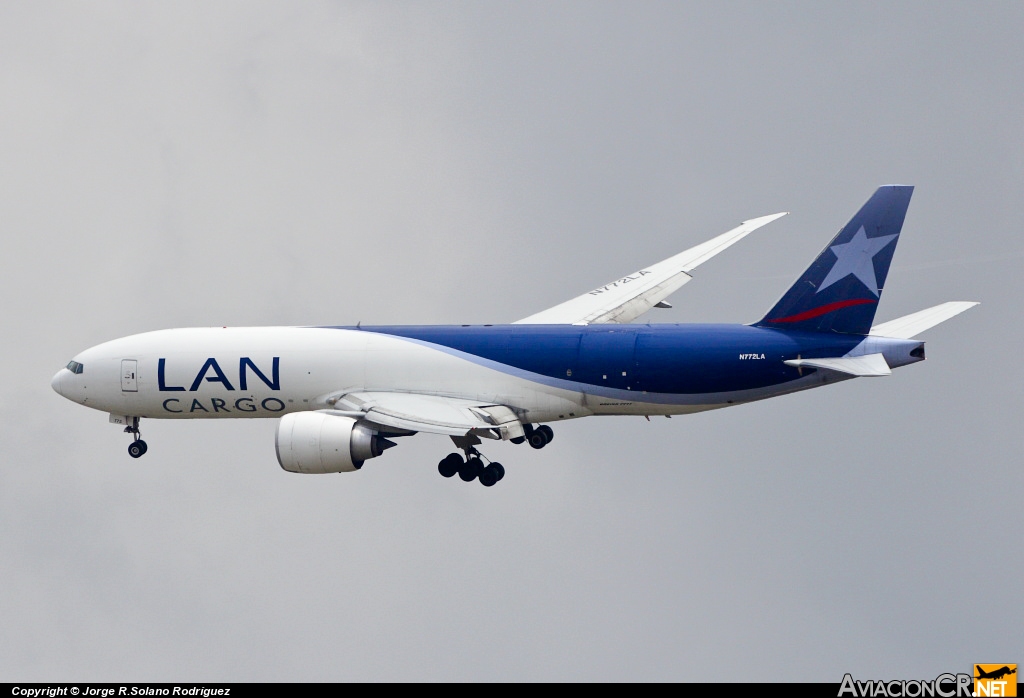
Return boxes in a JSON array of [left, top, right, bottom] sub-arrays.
[[66, 361, 84, 374]]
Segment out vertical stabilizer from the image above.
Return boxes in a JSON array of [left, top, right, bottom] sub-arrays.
[[756, 185, 913, 335]]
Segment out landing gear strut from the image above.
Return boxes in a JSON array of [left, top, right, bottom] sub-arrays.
[[125, 417, 148, 458]]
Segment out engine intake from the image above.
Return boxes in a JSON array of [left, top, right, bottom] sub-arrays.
[[275, 412, 395, 474]]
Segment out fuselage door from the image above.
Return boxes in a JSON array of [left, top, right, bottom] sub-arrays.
[[121, 359, 138, 392], [578, 328, 638, 391]]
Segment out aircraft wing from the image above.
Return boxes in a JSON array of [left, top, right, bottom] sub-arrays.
[[324, 392, 525, 441], [515, 212, 788, 325]]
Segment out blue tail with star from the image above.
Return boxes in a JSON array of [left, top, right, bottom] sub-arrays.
[[756, 185, 914, 335]]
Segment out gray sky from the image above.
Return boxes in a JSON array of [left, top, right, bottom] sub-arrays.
[[2, 1, 1021, 681]]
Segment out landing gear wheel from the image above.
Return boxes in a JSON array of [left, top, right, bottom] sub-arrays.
[[528, 424, 553, 449], [128, 440, 148, 459], [479, 462, 505, 487], [510, 436, 525, 445], [459, 456, 482, 482], [124, 417, 146, 458], [479, 464, 499, 487], [438, 453, 462, 478]]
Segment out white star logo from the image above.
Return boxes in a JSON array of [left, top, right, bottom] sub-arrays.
[[817, 226, 898, 297]]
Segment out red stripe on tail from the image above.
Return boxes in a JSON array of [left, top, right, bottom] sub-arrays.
[[767, 298, 877, 324]]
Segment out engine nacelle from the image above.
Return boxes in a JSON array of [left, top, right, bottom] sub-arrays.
[[275, 412, 394, 474]]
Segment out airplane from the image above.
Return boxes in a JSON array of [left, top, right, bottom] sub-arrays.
[[51, 185, 977, 486], [975, 666, 1016, 681]]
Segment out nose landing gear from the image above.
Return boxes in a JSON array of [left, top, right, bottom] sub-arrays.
[[125, 417, 148, 458]]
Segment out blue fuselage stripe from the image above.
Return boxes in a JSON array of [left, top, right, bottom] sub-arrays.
[[323, 324, 865, 395]]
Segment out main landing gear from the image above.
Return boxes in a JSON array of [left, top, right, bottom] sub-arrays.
[[125, 417, 148, 459], [436, 424, 554, 486], [525, 423, 553, 449], [437, 450, 505, 487]]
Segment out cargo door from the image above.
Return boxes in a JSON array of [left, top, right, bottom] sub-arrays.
[[578, 328, 638, 392]]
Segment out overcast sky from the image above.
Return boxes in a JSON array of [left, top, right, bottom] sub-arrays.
[[1, 1, 1021, 682]]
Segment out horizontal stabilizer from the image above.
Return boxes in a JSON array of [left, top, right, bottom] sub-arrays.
[[517, 212, 788, 325], [784, 353, 891, 377], [869, 301, 979, 339]]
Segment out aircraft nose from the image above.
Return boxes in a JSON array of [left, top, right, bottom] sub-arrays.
[[51, 370, 66, 397]]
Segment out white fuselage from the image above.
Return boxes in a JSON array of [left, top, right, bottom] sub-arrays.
[[50, 326, 634, 424], [54, 325, 903, 428]]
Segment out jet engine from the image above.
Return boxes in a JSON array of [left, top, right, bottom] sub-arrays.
[[275, 412, 395, 474]]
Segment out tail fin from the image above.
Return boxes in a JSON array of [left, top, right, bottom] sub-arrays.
[[756, 185, 913, 335]]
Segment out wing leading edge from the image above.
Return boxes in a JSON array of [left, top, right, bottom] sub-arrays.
[[515, 212, 788, 325]]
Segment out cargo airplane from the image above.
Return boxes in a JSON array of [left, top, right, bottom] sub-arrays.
[[52, 186, 976, 486]]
